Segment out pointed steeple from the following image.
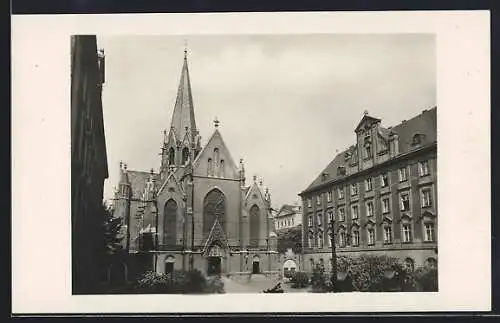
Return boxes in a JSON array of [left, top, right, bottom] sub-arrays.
[[169, 48, 197, 144]]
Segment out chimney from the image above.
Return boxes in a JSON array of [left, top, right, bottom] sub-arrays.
[[422, 109, 428, 114], [401, 120, 407, 124]]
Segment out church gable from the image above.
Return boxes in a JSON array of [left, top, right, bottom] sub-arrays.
[[157, 169, 185, 197], [193, 129, 239, 179], [244, 182, 266, 206], [202, 218, 229, 253]]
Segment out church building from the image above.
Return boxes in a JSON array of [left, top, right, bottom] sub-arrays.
[[112, 49, 278, 278]]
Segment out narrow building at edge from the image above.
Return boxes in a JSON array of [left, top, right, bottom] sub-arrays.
[[112, 49, 278, 279], [299, 108, 438, 274]]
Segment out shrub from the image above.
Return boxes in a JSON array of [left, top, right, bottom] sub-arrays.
[[311, 265, 328, 292], [290, 271, 309, 288], [205, 276, 225, 294], [412, 266, 438, 292], [134, 270, 211, 294]]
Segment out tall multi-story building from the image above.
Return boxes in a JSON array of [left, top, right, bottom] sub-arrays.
[[299, 107, 437, 274], [274, 203, 302, 231], [112, 49, 279, 278], [71, 35, 109, 293]]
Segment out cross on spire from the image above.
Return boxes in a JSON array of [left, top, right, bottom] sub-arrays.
[[214, 117, 220, 128], [184, 39, 188, 59], [364, 110, 369, 116]]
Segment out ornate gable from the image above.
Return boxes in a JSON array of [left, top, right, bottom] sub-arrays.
[[203, 218, 229, 254]]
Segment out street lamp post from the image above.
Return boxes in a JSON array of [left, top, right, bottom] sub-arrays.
[[328, 220, 338, 292]]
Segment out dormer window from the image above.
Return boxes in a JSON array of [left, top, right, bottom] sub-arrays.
[[337, 166, 346, 176], [321, 172, 329, 181], [412, 133, 426, 146]]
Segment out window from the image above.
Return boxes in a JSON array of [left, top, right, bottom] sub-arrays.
[[327, 230, 332, 247], [308, 233, 313, 248], [338, 207, 345, 221], [308, 215, 313, 227], [307, 199, 312, 208], [364, 145, 372, 159], [366, 201, 374, 217], [419, 160, 430, 176], [400, 193, 410, 211], [317, 213, 323, 226], [317, 195, 322, 206], [338, 187, 345, 199], [351, 183, 358, 196], [424, 223, 435, 242], [352, 230, 360, 246], [317, 231, 324, 249], [365, 178, 373, 191], [327, 211, 333, 224], [383, 226, 392, 244], [382, 197, 390, 214], [381, 173, 389, 187], [421, 188, 433, 207], [351, 205, 359, 219], [399, 167, 408, 182], [339, 231, 346, 247], [291, 218, 294, 226], [402, 224, 412, 243], [367, 228, 375, 245], [327, 191, 333, 202], [337, 166, 346, 176]]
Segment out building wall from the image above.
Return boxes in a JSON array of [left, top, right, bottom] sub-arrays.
[[71, 35, 108, 293], [301, 147, 437, 273]]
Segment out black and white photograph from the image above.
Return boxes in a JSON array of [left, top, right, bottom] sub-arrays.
[[71, 33, 437, 295], [12, 11, 490, 313]]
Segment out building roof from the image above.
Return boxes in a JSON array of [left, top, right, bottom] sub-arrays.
[[127, 170, 160, 199], [169, 52, 197, 144], [302, 107, 437, 194], [275, 204, 300, 218]]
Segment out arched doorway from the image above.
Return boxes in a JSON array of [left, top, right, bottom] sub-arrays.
[[203, 189, 226, 240], [207, 244, 223, 276], [165, 255, 175, 274], [252, 255, 260, 274], [283, 259, 297, 278]]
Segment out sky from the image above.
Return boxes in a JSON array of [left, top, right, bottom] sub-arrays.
[[97, 34, 436, 209]]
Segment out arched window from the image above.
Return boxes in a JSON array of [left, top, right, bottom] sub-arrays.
[[207, 158, 213, 176], [182, 147, 190, 165], [308, 231, 313, 248], [220, 159, 225, 178], [317, 230, 324, 249], [168, 147, 175, 165], [249, 205, 261, 247], [203, 189, 226, 239], [163, 199, 177, 246]]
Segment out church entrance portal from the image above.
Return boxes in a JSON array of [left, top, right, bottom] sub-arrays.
[[207, 257, 221, 276]]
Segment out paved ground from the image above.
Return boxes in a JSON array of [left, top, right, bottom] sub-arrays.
[[221, 275, 310, 293]]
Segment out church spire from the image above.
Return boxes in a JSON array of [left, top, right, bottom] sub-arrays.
[[169, 47, 197, 144]]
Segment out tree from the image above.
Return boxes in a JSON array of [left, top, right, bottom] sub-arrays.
[[100, 201, 123, 256], [277, 225, 302, 254]]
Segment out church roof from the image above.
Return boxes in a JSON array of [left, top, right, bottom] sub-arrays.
[[169, 51, 197, 143], [301, 107, 437, 194], [127, 170, 160, 199]]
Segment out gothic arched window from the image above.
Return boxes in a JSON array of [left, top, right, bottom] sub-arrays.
[[182, 147, 190, 165], [249, 205, 261, 247], [203, 189, 226, 239], [207, 158, 213, 176], [168, 147, 175, 165], [163, 199, 177, 246]]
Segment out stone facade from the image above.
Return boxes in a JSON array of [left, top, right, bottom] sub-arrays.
[[112, 50, 279, 278], [70, 35, 109, 293], [275, 203, 302, 231], [299, 108, 438, 274]]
